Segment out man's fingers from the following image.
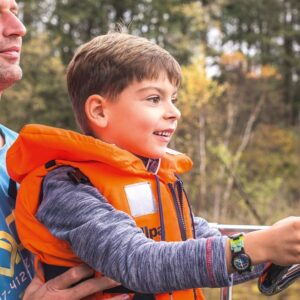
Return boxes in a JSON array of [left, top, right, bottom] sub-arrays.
[[64, 276, 121, 299], [47, 264, 94, 290], [31, 264, 126, 300], [22, 275, 44, 300]]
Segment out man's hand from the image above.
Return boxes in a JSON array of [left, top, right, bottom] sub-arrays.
[[23, 264, 129, 300]]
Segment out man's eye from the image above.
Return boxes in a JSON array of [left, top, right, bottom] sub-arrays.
[[0, 11, 19, 18], [147, 96, 160, 103]]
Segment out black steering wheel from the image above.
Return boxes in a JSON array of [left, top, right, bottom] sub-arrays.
[[258, 263, 300, 295]]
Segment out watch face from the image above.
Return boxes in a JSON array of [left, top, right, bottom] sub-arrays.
[[233, 253, 250, 271]]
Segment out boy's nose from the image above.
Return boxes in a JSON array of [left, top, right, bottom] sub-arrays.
[[3, 12, 27, 37], [164, 102, 181, 120]]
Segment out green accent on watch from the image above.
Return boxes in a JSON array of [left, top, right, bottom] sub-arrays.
[[231, 234, 245, 253]]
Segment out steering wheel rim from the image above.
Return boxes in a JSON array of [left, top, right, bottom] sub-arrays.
[[258, 263, 300, 295]]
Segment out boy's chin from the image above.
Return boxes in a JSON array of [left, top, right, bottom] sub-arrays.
[[145, 152, 165, 159]]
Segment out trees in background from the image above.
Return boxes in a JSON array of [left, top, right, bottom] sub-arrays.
[[2, 0, 299, 224], [219, 0, 300, 124]]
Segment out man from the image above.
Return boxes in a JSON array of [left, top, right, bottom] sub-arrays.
[[0, 1, 127, 299]]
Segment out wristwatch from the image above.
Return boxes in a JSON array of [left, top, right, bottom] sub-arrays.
[[229, 233, 253, 274]]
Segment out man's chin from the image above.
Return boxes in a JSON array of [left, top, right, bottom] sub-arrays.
[[0, 68, 23, 90]]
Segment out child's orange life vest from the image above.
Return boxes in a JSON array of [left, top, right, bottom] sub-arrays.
[[7, 124, 205, 300]]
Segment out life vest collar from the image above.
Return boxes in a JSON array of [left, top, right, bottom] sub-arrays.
[[7, 124, 193, 183]]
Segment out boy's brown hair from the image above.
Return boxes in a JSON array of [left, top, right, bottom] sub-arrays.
[[66, 32, 182, 134]]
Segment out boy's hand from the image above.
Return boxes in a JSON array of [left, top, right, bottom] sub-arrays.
[[23, 264, 129, 300], [268, 216, 300, 265], [245, 216, 300, 266]]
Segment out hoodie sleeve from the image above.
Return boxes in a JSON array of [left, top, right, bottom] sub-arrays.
[[36, 166, 234, 293], [193, 216, 264, 284]]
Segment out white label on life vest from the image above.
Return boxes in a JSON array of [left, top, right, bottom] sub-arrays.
[[124, 182, 157, 217]]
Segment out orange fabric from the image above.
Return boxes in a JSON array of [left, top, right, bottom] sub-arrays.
[[7, 124, 204, 300]]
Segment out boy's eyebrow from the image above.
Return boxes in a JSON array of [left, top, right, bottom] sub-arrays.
[[137, 86, 177, 95]]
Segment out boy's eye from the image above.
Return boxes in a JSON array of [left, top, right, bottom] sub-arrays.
[[147, 96, 160, 103], [171, 96, 178, 104]]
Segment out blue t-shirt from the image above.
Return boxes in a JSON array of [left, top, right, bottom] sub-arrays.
[[0, 124, 34, 300]]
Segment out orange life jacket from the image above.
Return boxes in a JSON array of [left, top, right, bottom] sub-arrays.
[[7, 124, 205, 300]]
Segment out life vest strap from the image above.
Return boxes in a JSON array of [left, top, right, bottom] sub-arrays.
[[8, 178, 17, 197], [7, 178, 17, 208]]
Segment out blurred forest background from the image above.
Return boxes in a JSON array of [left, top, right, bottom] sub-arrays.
[[1, 0, 300, 298], [1, 0, 299, 228]]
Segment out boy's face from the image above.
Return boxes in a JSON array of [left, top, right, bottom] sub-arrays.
[[95, 72, 181, 158]]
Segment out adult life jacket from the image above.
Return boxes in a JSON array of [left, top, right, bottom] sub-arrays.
[[7, 124, 205, 300]]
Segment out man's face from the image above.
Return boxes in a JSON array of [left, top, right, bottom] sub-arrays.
[[0, 0, 26, 93]]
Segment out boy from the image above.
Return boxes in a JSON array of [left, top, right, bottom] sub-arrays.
[[7, 32, 300, 300]]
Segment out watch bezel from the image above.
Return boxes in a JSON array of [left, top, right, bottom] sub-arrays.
[[231, 252, 252, 273]]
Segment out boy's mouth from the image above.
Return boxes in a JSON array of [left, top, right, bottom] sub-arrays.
[[153, 130, 173, 137]]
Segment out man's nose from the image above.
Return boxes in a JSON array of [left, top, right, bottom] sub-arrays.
[[3, 13, 26, 37]]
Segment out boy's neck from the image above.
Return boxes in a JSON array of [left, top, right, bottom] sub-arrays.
[[137, 155, 161, 174]]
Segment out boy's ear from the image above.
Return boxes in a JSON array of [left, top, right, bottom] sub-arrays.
[[85, 94, 108, 128]]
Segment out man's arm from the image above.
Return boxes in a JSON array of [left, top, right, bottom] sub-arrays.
[[23, 264, 129, 300]]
